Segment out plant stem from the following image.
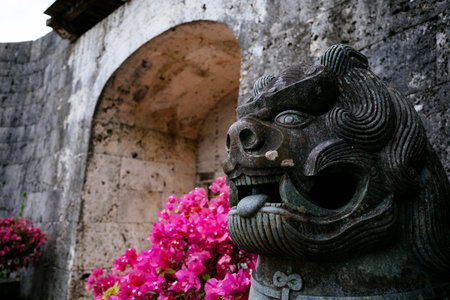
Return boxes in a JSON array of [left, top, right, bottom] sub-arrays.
[[19, 192, 26, 218]]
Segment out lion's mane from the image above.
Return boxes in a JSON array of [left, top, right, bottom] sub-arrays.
[[321, 44, 450, 274]]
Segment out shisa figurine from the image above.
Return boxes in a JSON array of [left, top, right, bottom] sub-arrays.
[[223, 44, 450, 299]]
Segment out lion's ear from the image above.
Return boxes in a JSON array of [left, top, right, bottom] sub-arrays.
[[320, 44, 368, 76]]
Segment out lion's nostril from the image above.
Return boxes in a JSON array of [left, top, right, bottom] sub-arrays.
[[226, 134, 231, 152], [239, 128, 258, 150]]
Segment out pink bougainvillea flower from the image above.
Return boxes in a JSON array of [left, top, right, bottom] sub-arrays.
[[174, 264, 201, 292], [113, 248, 138, 272], [221, 269, 251, 296], [85, 177, 256, 299], [204, 278, 222, 300], [0, 213, 48, 278], [157, 293, 174, 300]]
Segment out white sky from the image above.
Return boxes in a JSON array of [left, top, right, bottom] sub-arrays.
[[0, 0, 55, 43]]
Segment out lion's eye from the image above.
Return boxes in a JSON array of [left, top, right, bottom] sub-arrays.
[[275, 110, 308, 126]]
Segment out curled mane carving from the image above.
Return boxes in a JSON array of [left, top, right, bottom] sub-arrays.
[[321, 44, 450, 274]]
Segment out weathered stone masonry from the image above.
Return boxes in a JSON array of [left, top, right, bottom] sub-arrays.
[[0, 33, 80, 298], [0, 0, 448, 299]]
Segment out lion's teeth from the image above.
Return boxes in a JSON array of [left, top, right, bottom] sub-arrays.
[[233, 175, 281, 186]]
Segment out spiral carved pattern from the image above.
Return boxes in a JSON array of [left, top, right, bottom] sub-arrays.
[[253, 74, 275, 96], [304, 138, 377, 176], [402, 151, 450, 274], [320, 44, 368, 76], [382, 86, 426, 193], [320, 45, 449, 274], [328, 68, 395, 151]]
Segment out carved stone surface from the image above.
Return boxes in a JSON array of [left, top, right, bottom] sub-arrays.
[[223, 44, 450, 299]]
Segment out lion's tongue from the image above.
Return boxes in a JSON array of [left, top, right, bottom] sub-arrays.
[[236, 194, 270, 217]]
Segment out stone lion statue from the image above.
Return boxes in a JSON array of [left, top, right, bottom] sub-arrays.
[[223, 44, 450, 299]]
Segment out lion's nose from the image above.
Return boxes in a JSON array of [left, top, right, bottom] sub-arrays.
[[239, 128, 259, 150], [226, 120, 264, 152]]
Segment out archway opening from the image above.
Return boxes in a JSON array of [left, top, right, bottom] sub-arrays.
[[70, 20, 240, 298]]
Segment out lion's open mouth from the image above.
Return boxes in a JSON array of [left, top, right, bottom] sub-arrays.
[[233, 174, 283, 217], [230, 166, 365, 218], [308, 168, 360, 210]]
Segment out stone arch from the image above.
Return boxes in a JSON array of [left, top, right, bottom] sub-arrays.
[[69, 20, 240, 298]]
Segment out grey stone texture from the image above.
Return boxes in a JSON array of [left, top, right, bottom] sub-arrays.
[[0, 0, 448, 299], [0, 33, 79, 300]]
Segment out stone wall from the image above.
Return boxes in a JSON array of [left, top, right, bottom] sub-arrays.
[[0, 33, 82, 298], [0, 0, 448, 299], [196, 89, 239, 187]]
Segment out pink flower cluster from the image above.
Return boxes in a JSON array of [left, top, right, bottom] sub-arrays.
[[86, 177, 257, 299], [0, 214, 48, 277]]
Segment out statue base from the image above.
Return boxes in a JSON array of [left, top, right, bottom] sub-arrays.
[[250, 275, 450, 300]]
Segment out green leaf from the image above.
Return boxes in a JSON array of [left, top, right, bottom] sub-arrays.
[[102, 282, 119, 299], [165, 268, 176, 274], [201, 273, 211, 281], [144, 291, 158, 295]]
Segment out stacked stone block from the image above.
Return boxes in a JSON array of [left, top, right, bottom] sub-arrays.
[[0, 33, 80, 298]]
